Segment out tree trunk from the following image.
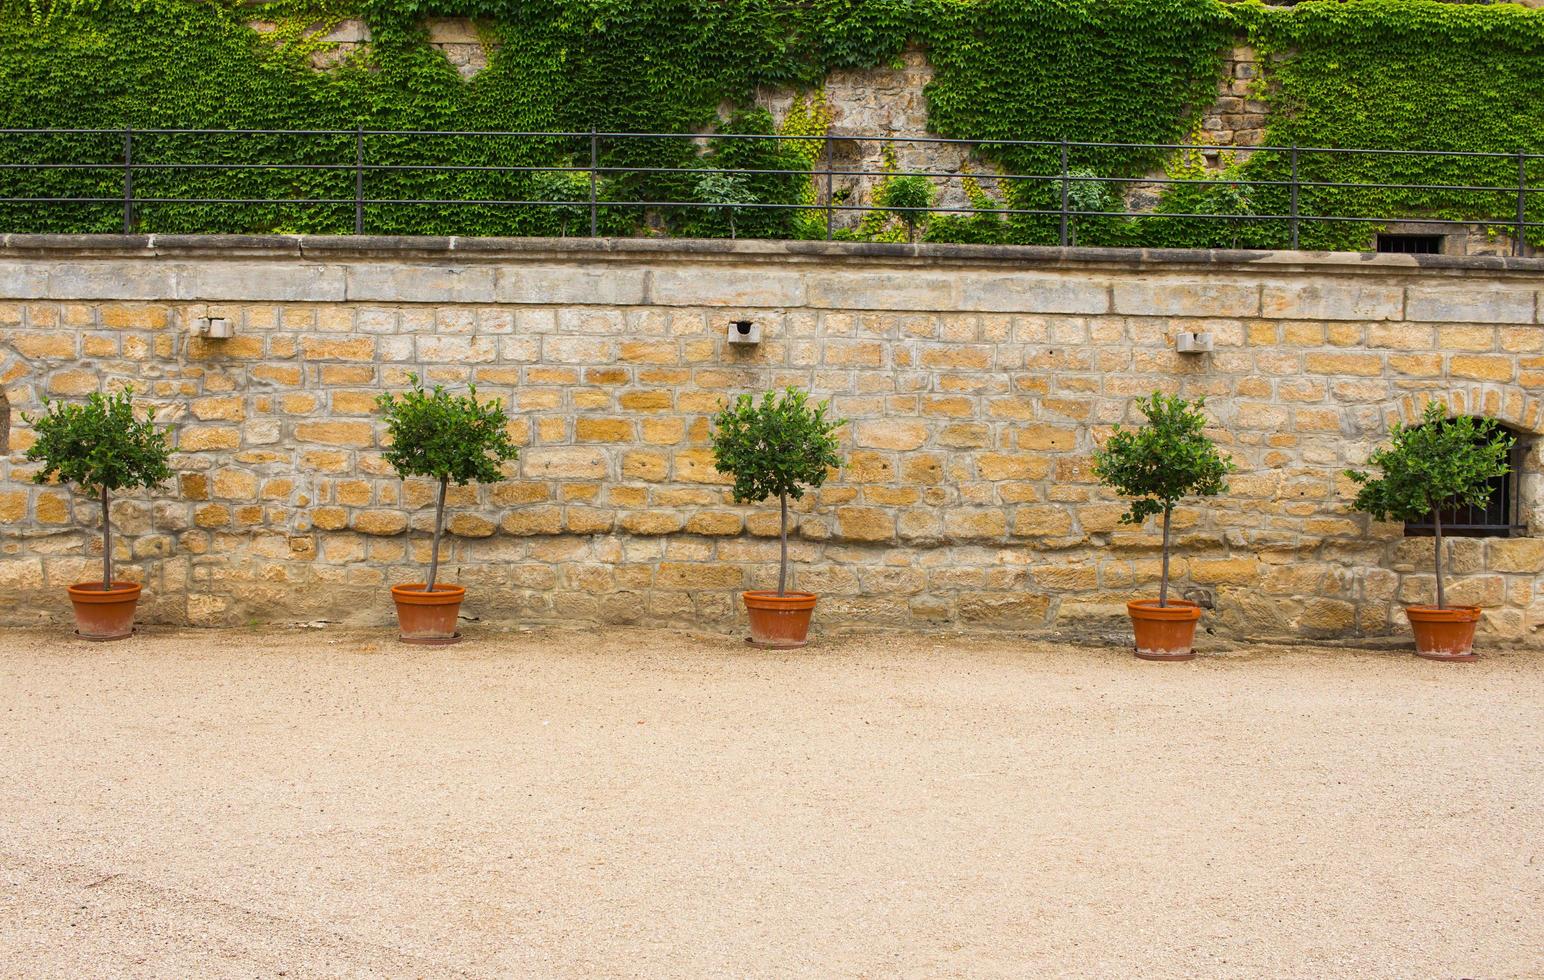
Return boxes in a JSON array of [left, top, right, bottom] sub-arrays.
[[1432, 506, 1446, 610], [778, 493, 788, 597], [426, 478, 448, 593], [1158, 505, 1172, 608], [100, 485, 112, 591]]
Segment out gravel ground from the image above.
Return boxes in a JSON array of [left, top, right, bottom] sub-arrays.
[[0, 625, 1540, 979]]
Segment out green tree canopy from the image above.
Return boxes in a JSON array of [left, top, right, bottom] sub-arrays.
[[711, 388, 843, 506], [24, 387, 172, 495], [711, 387, 844, 595], [1346, 402, 1512, 526], [1345, 401, 1513, 609], [1092, 393, 1233, 606], [1092, 393, 1232, 527], [377, 374, 519, 486], [24, 386, 173, 590], [377, 374, 519, 591]]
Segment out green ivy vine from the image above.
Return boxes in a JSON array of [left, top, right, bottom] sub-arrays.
[[0, 0, 1539, 247]]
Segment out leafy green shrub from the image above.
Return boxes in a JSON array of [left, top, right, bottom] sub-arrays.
[[23, 387, 173, 590], [710, 388, 844, 596], [1345, 402, 1513, 609], [528, 167, 595, 238], [876, 173, 934, 242], [695, 169, 755, 238], [377, 375, 519, 592], [1092, 393, 1233, 606]]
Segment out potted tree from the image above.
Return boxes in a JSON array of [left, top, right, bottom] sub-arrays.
[[23, 387, 172, 640], [377, 375, 518, 644], [1092, 393, 1233, 661], [1346, 402, 1513, 661], [711, 388, 844, 648]]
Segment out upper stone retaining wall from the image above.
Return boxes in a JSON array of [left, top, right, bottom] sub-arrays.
[[2, 236, 1543, 644]]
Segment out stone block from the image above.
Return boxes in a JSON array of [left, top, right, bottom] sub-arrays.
[[352, 510, 407, 536], [294, 421, 375, 447], [301, 337, 376, 361], [652, 269, 805, 307], [1112, 281, 1258, 317], [523, 447, 609, 480], [835, 506, 893, 542], [854, 420, 927, 450], [1405, 286, 1534, 324], [171, 261, 346, 302], [1261, 282, 1401, 321], [1448, 355, 1514, 383], [956, 275, 1109, 314], [807, 273, 953, 311], [344, 264, 496, 303], [1487, 538, 1544, 574], [944, 508, 1007, 540], [495, 266, 648, 305], [179, 426, 241, 452]]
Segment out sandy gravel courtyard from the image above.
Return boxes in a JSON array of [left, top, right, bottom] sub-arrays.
[[1, 626, 1540, 978]]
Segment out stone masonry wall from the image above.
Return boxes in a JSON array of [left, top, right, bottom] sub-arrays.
[[2, 236, 1544, 644]]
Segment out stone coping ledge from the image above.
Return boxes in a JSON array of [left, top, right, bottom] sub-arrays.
[[3, 233, 1543, 278]]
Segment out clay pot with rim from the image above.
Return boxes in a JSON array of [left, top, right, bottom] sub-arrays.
[[743, 590, 818, 649], [68, 581, 142, 641], [1406, 604, 1481, 662], [391, 583, 465, 645], [1127, 598, 1203, 661]]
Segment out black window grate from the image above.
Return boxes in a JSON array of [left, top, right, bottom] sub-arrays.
[[1376, 233, 1444, 254], [1406, 434, 1526, 538]]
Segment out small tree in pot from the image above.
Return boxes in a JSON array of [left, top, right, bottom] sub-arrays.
[[24, 387, 172, 640], [1092, 392, 1233, 661], [377, 375, 518, 644], [711, 388, 844, 648], [1346, 401, 1513, 661]]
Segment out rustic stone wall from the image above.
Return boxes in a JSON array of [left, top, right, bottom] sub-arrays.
[[2, 236, 1543, 644], [248, 17, 490, 76]]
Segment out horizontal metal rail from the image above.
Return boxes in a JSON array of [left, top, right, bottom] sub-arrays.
[[0, 128, 1537, 253]]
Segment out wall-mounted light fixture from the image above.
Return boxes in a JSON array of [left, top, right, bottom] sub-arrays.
[[196, 316, 234, 339], [726, 319, 761, 346], [1175, 330, 1213, 354]]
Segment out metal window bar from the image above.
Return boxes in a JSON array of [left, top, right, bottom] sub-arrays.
[[1406, 440, 1527, 538], [1, 128, 1537, 247]]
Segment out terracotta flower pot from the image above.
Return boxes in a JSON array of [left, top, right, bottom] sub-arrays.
[[67, 581, 141, 641], [743, 590, 818, 648], [391, 583, 466, 645], [1406, 604, 1481, 662], [1127, 598, 1203, 661]]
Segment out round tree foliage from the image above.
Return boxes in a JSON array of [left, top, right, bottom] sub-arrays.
[[24, 387, 172, 494], [376, 374, 519, 486], [1092, 392, 1233, 525], [876, 173, 935, 240], [711, 388, 844, 504], [1345, 401, 1513, 525]]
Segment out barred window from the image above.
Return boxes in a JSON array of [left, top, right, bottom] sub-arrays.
[[1405, 422, 1527, 538]]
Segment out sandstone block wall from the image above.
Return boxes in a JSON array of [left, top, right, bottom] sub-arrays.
[[2, 236, 1543, 643]]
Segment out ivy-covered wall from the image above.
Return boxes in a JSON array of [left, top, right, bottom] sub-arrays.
[[0, 0, 1540, 248]]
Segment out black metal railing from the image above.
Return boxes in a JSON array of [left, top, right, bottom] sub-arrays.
[[0, 128, 1538, 253]]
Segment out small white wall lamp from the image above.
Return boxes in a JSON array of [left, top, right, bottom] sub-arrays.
[[726, 319, 761, 346], [197, 316, 235, 339], [1175, 330, 1213, 354]]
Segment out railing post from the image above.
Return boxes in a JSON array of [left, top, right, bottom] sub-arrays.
[[589, 129, 599, 238], [1516, 149, 1527, 258], [1058, 139, 1069, 248], [122, 128, 133, 235], [1289, 144, 1299, 250], [354, 127, 365, 236], [824, 135, 834, 241]]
